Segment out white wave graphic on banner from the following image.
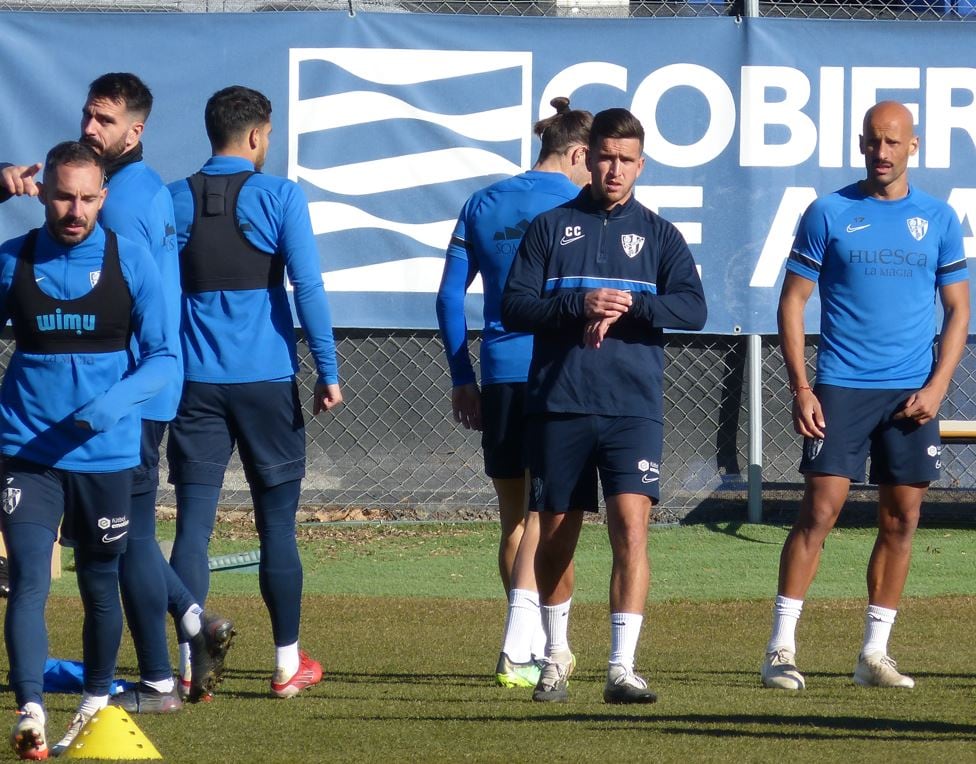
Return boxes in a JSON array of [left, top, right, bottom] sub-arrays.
[[309, 201, 454, 249], [293, 92, 523, 139], [324, 258, 484, 294], [291, 47, 531, 85], [300, 149, 521, 196], [290, 47, 531, 295]]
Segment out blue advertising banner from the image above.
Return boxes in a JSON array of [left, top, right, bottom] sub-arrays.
[[0, 12, 973, 333]]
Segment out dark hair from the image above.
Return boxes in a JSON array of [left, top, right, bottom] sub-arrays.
[[88, 72, 153, 120], [534, 97, 592, 160], [205, 86, 273, 150], [589, 108, 644, 152], [43, 141, 104, 183]]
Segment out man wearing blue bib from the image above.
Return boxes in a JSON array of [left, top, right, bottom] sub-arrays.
[[167, 86, 342, 699], [1, 142, 176, 760], [762, 101, 970, 690], [1, 75, 232, 713]]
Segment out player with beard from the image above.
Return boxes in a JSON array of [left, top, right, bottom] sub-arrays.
[[0, 74, 234, 714], [0, 141, 175, 760], [167, 86, 342, 698]]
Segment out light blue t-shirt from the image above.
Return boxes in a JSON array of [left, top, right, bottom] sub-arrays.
[[787, 183, 968, 388]]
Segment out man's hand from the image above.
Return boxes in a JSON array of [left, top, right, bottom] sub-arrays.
[[0, 163, 42, 199], [792, 388, 825, 439], [584, 288, 632, 320], [583, 316, 618, 349], [312, 382, 343, 415], [894, 386, 944, 426], [451, 382, 482, 431]]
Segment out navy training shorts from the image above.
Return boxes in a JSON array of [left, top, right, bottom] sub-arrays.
[[167, 380, 306, 489], [481, 382, 528, 480], [132, 419, 167, 494], [800, 384, 941, 485], [526, 413, 663, 513], [1, 457, 132, 554]]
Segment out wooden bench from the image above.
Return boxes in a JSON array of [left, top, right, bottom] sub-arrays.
[[940, 420, 976, 445]]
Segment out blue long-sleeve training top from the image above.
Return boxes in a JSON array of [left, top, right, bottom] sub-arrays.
[[501, 189, 707, 422], [169, 155, 338, 385], [436, 170, 581, 387], [0, 224, 176, 471], [100, 155, 182, 421]]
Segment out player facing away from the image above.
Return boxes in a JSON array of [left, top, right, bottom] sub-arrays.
[[502, 108, 707, 704], [167, 86, 342, 699], [761, 101, 969, 691], [0, 142, 176, 760], [436, 97, 592, 688]]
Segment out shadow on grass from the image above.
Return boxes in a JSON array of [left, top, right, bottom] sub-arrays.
[[351, 709, 976, 742], [699, 521, 779, 544], [637, 713, 976, 742]]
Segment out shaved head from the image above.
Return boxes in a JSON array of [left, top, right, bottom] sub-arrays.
[[859, 100, 918, 199], [862, 101, 915, 138]]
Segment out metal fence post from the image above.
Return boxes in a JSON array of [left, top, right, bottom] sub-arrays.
[[747, 334, 763, 522]]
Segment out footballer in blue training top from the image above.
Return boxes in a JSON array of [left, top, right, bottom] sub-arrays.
[[436, 97, 592, 690]]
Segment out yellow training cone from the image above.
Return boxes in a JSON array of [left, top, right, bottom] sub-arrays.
[[62, 705, 162, 760]]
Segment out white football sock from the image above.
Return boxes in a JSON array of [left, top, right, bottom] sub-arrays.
[[142, 677, 175, 694], [767, 595, 804, 654], [178, 642, 191, 680], [862, 604, 897, 656], [541, 599, 572, 658], [78, 693, 108, 718], [181, 604, 203, 638], [500, 588, 540, 664], [276, 642, 300, 678], [608, 612, 644, 671]]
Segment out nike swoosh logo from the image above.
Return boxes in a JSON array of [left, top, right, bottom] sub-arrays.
[[641, 475, 659, 484], [102, 531, 127, 543], [846, 223, 871, 233], [560, 235, 585, 246], [35, 276, 45, 283]]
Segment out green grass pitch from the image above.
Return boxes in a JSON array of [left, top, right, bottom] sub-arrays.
[[10, 521, 976, 762]]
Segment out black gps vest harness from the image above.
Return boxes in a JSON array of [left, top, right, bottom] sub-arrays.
[[9, 228, 132, 354], [179, 171, 285, 293]]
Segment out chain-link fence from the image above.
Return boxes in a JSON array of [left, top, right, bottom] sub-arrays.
[[0, 0, 973, 19], [152, 331, 752, 522], [2, 0, 973, 522], [191, 330, 976, 522]]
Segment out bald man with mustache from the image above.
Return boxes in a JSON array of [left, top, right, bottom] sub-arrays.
[[762, 101, 970, 691]]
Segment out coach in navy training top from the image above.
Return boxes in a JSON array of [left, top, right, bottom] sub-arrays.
[[502, 108, 706, 705], [761, 101, 970, 692], [436, 97, 592, 687], [167, 86, 341, 700], [0, 142, 175, 761]]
